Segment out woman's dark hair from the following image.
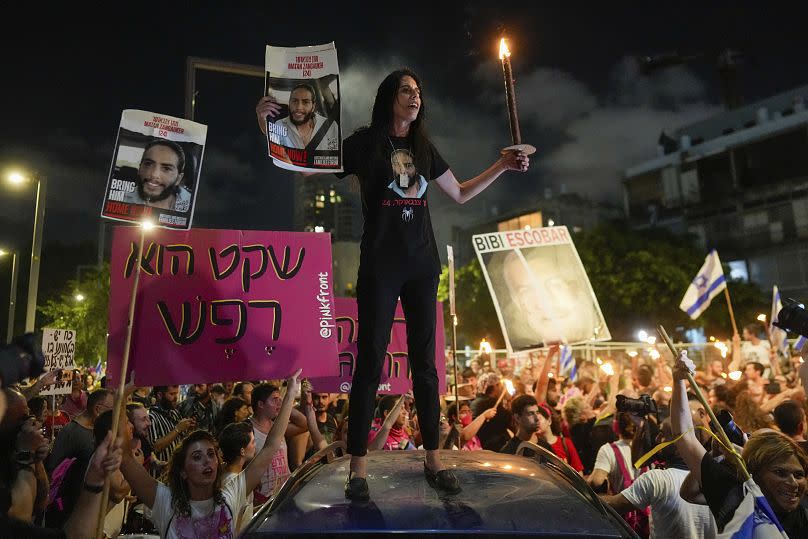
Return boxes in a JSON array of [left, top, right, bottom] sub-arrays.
[[548, 407, 563, 436], [218, 421, 253, 464], [368, 68, 431, 176], [376, 395, 400, 419], [27, 396, 46, 418], [214, 397, 249, 435], [166, 430, 224, 517], [617, 412, 637, 439]]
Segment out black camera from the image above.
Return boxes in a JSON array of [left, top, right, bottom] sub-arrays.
[[773, 298, 808, 338], [616, 393, 658, 417], [0, 333, 46, 387]]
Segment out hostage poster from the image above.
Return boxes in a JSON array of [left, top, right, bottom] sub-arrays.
[[100, 109, 207, 230], [473, 227, 611, 352], [264, 42, 342, 172]]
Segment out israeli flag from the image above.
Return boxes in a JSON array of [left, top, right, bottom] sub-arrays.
[[717, 478, 787, 539], [795, 335, 807, 352], [770, 286, 789, 357], [559, 345, 576, 380], [680, 250, 727, 319]]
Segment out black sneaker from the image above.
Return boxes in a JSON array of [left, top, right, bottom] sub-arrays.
[[345, 472, 370, 501], [424, 463, 461, 494]]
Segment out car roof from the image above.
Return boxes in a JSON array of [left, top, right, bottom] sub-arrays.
[[243, 447, 634, 538]]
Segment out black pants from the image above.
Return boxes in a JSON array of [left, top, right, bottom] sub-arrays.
[[347, 259, 440, 456]]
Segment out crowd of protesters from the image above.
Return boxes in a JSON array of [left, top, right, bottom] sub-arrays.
[[445, 320, 808, 538], [2, 319, 808, 537]]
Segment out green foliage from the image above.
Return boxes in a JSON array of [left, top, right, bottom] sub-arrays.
[[438, 258, 505, 349], [439, 222, 768, 347], [38, 263, 109, 367], [573, 222, 767, 340]]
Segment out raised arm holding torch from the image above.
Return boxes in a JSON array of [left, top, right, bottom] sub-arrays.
[[658, 325, 749, 481]]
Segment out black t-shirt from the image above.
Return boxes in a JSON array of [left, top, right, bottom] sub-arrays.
[[317, 412, 339, 444], [500, 435, 552, 455], [701, 453, 808, 537], [336, 128, 449, 263], [470, 395, 513, 451], [570, 417, 616, 475]]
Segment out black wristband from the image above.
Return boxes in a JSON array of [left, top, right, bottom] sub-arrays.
[[83, 481, 105, 493]]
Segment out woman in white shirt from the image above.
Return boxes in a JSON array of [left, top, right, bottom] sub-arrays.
[[119, 370, 301, 538]]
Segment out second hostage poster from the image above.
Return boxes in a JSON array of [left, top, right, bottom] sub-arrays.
[[100, 110, 207, 230], [265, 42, 342, 172]]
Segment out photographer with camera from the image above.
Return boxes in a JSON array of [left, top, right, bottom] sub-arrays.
[[671, 349, 808, 538], [588, 410, 641, 493], [602, 418, 717, 538]]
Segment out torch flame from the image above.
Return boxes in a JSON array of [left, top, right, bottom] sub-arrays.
[[499, 38, 511, 60], [504, 378, 515, 395]]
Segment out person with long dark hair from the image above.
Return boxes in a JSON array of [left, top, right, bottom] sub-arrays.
[[257, 68, 529, 500], [213, 397, 251, 437]]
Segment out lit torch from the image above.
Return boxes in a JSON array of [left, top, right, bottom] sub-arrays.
[[495, 378, 516, 408], [498, 37, 536, 156]]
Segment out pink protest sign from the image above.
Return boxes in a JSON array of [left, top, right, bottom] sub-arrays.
[[308, 297, 446, 395], [107, 227, 339, 386]]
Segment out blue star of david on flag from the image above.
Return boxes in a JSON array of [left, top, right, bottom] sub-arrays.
[[680, 250, 727, 320]]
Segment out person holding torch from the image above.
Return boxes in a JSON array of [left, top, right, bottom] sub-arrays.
[[257, 67, 530, 501]]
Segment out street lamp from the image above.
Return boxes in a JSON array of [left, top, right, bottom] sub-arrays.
[[5, 169, 47, 333], [75, 293, 85, 302], [0, 249, 19, 343]]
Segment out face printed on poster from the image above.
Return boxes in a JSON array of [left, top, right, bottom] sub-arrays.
[[387, 148, 427, 199]]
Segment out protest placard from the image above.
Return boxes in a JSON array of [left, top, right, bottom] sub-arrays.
[[41, 328, 76, 396], [264, 42, 342, 172], [473, 227, 611, 352], [106, 227, 339, 386], [100, 109, 207, 230], [308, 297, 447, 395]]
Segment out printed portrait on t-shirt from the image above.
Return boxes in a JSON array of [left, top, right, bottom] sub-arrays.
[[388, 148, 427, 199]]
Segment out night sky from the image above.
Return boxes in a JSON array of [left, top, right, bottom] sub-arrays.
[[2, 2, 808, 320]]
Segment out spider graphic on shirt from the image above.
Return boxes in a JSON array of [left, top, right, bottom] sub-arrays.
[[402, 207, 414, 222]]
